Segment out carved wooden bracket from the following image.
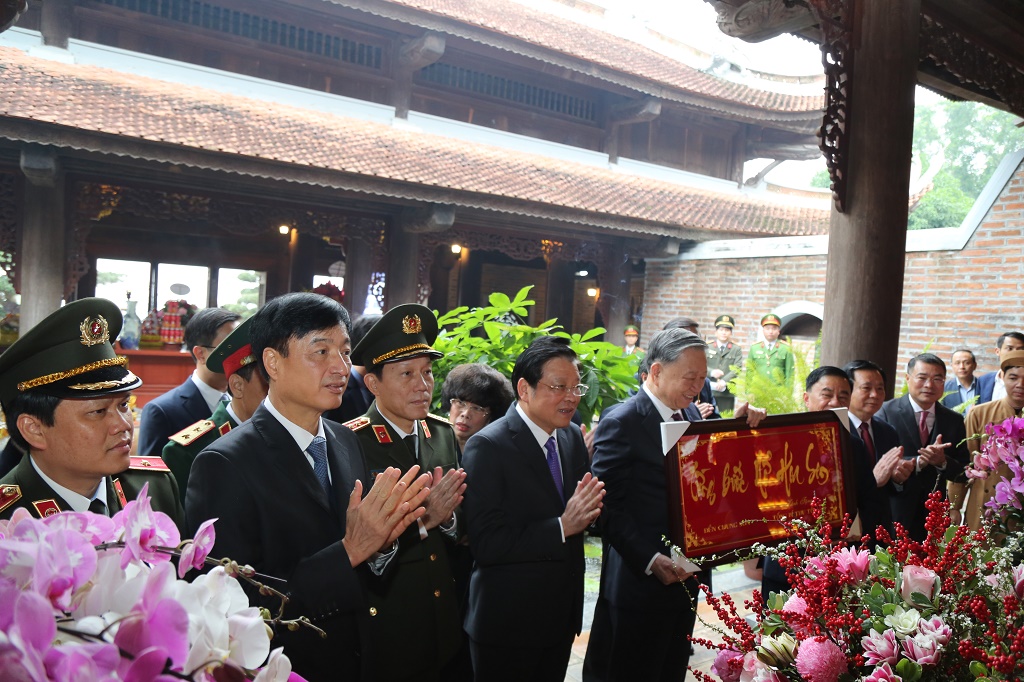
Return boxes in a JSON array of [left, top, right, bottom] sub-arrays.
[[706, 0, 816, 42], [920, 13, 1024, 118], [0, 0, 27, 33], [808, 0, 853, 213]]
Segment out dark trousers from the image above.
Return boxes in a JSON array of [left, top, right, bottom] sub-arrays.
[[587, 580, 698, 682], [470, 634, 574, 682]]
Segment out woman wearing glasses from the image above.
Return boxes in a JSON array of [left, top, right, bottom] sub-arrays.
[[441, 363, 515, 451]]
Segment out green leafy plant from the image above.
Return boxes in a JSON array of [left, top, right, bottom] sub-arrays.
[[430, 286, 639, 423]]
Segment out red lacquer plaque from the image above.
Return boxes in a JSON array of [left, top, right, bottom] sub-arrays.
[[665, 410, 854, 560]]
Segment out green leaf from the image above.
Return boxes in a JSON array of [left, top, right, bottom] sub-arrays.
[[969, 661, 989, 678], [895, 658, 923, 682], [579, 327, 605, 342], [488, 292, 512, 308]]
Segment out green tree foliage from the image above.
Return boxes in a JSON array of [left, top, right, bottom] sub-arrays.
[[431, 286, 639, 423], [96, 271, 126, 285], [810, 169, 831, 189], [910, 100, 1023, 229], [222, 271, 262, 318]]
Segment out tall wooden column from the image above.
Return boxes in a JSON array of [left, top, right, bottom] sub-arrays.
[[388, 205, 453, 308], [40, 0, 72, 48], [546, 260, 575, 330], [820, 0, 920, 395], [19, 146, 66, 332], [602, 241, 633, 338], [287, 230, 316, 293], [346, 238, 373, 317]]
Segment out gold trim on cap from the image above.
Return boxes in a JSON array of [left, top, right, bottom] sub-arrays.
[[68, 370, 140, 391], [372, 343, 433, 366], [17, 356, 129, 392]]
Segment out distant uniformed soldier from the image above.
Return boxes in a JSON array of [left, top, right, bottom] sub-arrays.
[[622, 324, 642, 356], [162, 314, 268, 503], [747, 313, 795, 388], [345, 303, 468, 682], [0, 298, 183, 528], [707, 315, 743, 412]]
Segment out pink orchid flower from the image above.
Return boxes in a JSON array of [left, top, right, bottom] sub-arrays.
[[178, 518, 217, 579]]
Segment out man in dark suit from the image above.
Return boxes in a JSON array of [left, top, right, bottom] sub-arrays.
[[185, 293, 430, 682], [877, 353, 968, 542], [843, 360, 913, 542], [942, 349, 979, 410], [0, 297, 182, 527], [462, 336, 604, 682], [584, 328, 764, 682], [976, 332, 1024, 406], [138, 307, 240, 456]]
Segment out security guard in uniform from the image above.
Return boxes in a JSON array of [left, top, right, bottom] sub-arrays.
[[746, 313, 795, 388], [622, 324, 642, 356], [344, 303, 467, 682], [0, 298, 183, 528], [161, 314, 267, 503], [707, 314, 743, 412]]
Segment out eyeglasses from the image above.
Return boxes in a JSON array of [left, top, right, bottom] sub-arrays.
[[450, 398, 490, 417], [539, 383, 589, 397]]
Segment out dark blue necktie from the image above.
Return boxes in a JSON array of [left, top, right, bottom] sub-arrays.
[[308, 436, 331, 495], [544, 436, 564, 500]]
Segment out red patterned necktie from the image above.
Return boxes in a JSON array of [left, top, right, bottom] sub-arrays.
[[859, 421, 876, 461], [918, 410, 930, 446]]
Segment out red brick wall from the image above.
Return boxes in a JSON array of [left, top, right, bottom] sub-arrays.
[[641, 158, 1024, 380]]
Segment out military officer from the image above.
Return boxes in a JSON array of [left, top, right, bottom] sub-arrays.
[[707, 314, 743, 412], [747, 313, 795, 388], [344, 303, 467, 682], [622, 324, 642, 356], [0, 298, 183, 528], [162, 314, 268, 503]]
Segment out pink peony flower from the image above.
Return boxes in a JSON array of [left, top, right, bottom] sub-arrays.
[[178, 518, 217, 579], [917, 616, 951, 647], [863, 662, 903, 681], [861, 628, 899, 666], [712, 648, 744, 682], [900, 565, 939, 602], [112, 484, 181, 569], [794, 636, 847, 682], [833, 547, 871, 582], [903, 633, 942, 665]]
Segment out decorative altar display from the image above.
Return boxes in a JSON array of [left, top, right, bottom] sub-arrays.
[[693, 416, 1024, 682], [0, 485, 302, 681]]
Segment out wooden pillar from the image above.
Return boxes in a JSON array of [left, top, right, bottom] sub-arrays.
[[546, 260, 575, 329], [603, 243, 632, 339], [391, 32, 445, 119], [19, 146, 65, 332], [40, 0, 73, 48], [385, 230, 419, 307], [287, 229, 316, 293], [346, 238, 373, 317], [819, 0, 920, 396]]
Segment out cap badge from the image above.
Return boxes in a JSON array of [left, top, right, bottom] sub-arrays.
[[402, 314, 422, 335], [80, 315, 110, 347]]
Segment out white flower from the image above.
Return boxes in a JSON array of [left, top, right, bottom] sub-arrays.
[[253, 647, 292, 682], [883, 606, 921, 639]]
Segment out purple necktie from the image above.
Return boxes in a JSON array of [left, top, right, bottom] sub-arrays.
[[544, 436, 564, 500]]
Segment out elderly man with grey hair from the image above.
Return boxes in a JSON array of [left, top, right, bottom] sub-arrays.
[[583, 328, 765, 682]]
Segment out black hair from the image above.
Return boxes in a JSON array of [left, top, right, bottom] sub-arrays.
[[997, 332, 1024, 348], [185, 307, 242, 364], [510, 336, 578, 393], [951, 348, 976, 363], [441, 363, 515, 423], [843, 359, 887, 386], [250, 293, 351, 381], [350, 314, 381, 350], [662, 317, 699, 331], [234, 362, 259, 383], [3, 391, 62, 451], [805, 365, 853, 392], [906, 353, 946, 375]]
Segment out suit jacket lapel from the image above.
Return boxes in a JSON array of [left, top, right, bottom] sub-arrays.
[[636, 391, 667, 458], [507, 405, 565, 507], [251, 406, 332, 512]]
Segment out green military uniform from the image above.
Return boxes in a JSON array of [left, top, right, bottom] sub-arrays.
[[0, 297, 185, 531], [162, 400, 236, 505], [347, 302, 465, 681], [344, 404, 463, 681], [708, 341, 743, 411], [0, 453, 184, 526], [747, 340, 795, 387]]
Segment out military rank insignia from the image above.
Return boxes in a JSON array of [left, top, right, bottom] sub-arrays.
[[0, 484, 22, 513], [112, 479, 129, 508], [372, 424, 392, 444], [420, 420, 431, 439], [32, 498, 61, 517]]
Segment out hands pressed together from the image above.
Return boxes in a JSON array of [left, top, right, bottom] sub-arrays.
[[343, 465, 431, 566]]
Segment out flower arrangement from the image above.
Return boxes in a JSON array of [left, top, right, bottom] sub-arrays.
[[966, 415, 1024, 536], [309, 282, 344, 305], [694, 494, 1024, 682], [0, 485, 308, 681]]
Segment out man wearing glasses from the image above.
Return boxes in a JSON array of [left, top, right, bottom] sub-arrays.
[[462, 335, 605, 682]]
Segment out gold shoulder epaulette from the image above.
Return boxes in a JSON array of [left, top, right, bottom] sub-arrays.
[[129, 456, 171, 473], [344, 416, 371, 431], [426, 413, 451, 425], [0, 484, 22, 513], [779, 340, 791, 346], [169, 419, 216, 446]]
